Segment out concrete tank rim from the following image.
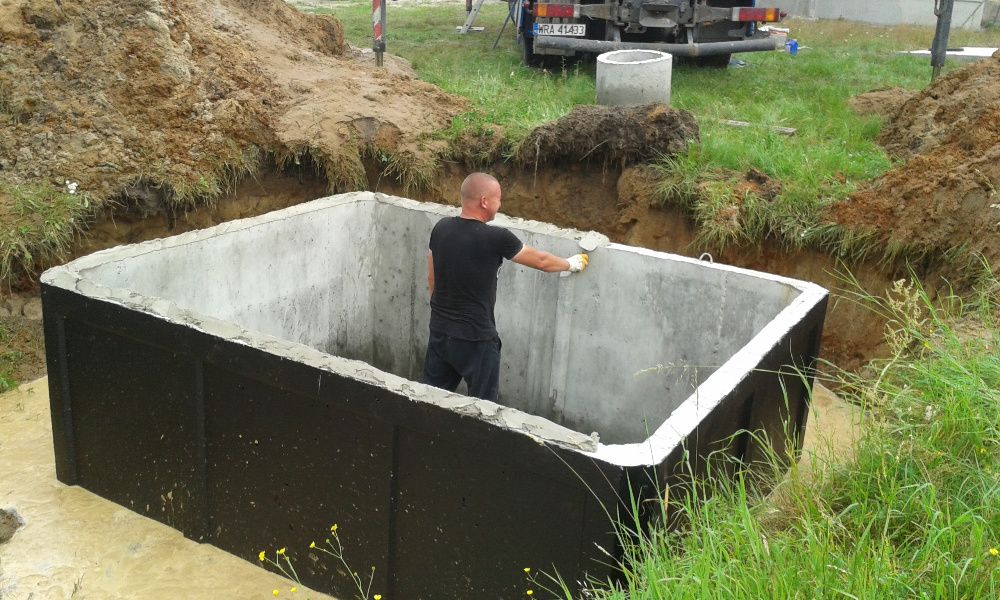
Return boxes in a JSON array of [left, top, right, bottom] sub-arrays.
[[597, 49, 672, 66], [41, 192, 829, 467]]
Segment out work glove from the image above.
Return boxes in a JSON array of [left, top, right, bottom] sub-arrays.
[[566, 253, 589, 273]]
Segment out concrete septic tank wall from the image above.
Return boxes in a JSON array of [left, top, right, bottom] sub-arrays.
[[41, 192, 827, 598]]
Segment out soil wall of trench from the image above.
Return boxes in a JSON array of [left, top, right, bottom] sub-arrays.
[[37, 159, 910, 376], [405, 162, 895, 373]]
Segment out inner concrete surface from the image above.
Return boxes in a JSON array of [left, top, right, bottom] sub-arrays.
[[65, 192, 815, 445], [39, 192, 827, 596], [0, 379, 334, 600], [0, 377, 857, 598]]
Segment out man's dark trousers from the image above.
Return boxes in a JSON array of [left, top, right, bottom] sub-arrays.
[[422, 331, 501, 402]]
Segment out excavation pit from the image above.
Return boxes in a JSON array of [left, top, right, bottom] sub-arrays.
[[41, 192, 827, 598]]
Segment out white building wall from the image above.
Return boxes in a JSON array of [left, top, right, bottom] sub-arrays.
[[772, 0, 987, 29]]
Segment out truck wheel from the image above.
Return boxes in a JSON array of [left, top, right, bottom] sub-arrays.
[[520, 15, 550, 68], [522, 30, 543, 67]]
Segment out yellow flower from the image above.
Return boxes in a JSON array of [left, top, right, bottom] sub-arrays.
[[990, 547, 999, 557], [523, 567, 531, 574], [291, 587, 298, 593], [980, 448, 988, 455], [277, 547, 286, 556], [258, 551, 266, 562], [374, 596, 382, 600], [272, 590, 279, 597], [309, 541, 316, 549], [330, 524, 339, 532], [526, 591, 534, 596]]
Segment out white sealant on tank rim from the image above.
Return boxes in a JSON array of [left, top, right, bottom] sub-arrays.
[[43, 192, 827, 466], [597, 49, 671, 65]]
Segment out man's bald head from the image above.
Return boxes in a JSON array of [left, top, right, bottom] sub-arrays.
[[460, 172, 500, 206]]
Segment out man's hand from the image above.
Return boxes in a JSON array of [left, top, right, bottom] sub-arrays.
[[566, 253, 589, 273]]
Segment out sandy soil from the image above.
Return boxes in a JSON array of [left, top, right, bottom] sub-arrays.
[[0, 377, 857, 599], [70, 170, 329, 257], [0, 0, 464, 211], [799, 382, 860, 477], [833, 52, 1000, 271], [0, 379, 335, 600], [848, 87, 914, 118]]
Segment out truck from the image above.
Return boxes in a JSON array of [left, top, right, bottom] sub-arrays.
[[519, 0, 785, 67]]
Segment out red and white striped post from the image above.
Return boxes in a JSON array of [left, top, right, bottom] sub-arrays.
[[372, 0, 387, 66]]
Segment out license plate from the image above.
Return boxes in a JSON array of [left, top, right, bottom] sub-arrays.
[[533, 23, 586, 37]]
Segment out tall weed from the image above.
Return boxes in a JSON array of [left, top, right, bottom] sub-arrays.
[[586, 270, 999, 599]]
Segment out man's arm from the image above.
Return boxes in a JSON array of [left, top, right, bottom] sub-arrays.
[[511, 246, 588, 273], [427, 251, 435, 296]]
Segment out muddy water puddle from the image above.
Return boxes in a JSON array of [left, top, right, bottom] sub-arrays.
[[0, 379, 334, 600], [0, 377, 858, 599]]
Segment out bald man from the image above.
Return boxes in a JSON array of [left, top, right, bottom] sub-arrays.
[[423, 172, 589, 402]]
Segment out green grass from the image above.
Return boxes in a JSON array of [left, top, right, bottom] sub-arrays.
[[0, 182, 91, 282], [563, 273, 999, 599], [315, 1, 993, 168], [307, 1, 597, 142], [305, 2, 996, 259]]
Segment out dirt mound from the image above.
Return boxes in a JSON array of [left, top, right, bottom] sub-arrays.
[[515, 104, 698, 166], [848, 87, 913, 118], [0, 0, 464, 208], [880, 51, 1000, 159], [831, 53, 1000, 267]]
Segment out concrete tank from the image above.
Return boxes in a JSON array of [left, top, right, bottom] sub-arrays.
[[40, 192, 827, 598], [596, 49, 673, 106]]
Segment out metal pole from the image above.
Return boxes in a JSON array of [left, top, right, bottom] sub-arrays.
[[373, 0, 387, 67], [931, 0, 955, 81]]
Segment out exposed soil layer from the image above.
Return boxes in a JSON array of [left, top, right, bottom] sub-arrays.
[[0, 315, 46, 385], [848, 87, 914, 118], [71, 169, 329, 257], [1, 160, 896, 382], [516, 104, 699, 166], [834, 53, 1000, 268], [0, 0, 464, 205]]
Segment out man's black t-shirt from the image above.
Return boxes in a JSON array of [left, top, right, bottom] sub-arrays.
[[429, 216, 523, 341]]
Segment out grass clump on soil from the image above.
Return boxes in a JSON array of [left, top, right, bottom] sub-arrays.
[[573, 273, 1000, 600], [0, 182, 90, 283]]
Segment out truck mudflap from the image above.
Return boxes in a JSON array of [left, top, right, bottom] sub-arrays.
[[532, 36, 780, 57]]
